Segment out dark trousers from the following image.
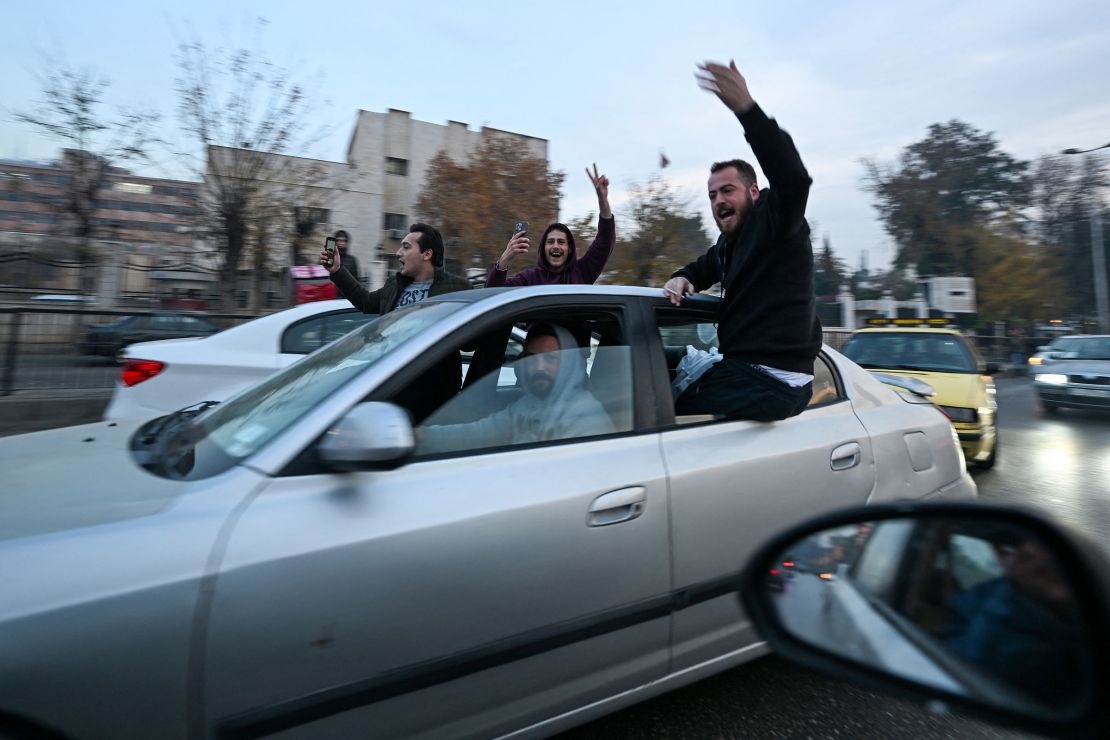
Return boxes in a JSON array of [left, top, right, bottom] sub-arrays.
[[674, 357, 812, 421]]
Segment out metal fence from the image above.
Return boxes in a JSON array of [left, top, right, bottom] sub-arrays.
[[0, 306, 263, 395], [0, 307, 1059, 398]]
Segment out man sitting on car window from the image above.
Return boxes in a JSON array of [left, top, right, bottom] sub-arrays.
[[417, 323, 614, 454]]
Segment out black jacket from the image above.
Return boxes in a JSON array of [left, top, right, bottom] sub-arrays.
[[672, 104, 821, 374], [330, 266, 471, 314]]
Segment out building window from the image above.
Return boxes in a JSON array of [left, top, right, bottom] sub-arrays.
[[383, 213, 407, 231], [385, 157, 409, 176], [114, 182, 153, 195]]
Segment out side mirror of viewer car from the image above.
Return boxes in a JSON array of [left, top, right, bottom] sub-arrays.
[[317, 402, 414, 471], [739, 503, 1110, 739]]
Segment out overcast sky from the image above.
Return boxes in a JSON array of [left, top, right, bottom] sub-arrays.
[[3, 0, 1108, 272]]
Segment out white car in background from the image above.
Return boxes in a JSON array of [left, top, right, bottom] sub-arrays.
[[105, 300, 380, 420], [106, 300, 527, 421]]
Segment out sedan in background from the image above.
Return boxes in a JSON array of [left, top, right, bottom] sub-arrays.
[[105, 300, 377, 419], [0, 286, 975, 740], [81, 312, 220, 357], [1032, 335, 1110, 413], [841, 321, 999, 469]]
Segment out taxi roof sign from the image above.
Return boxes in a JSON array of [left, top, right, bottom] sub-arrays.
[[865, 318, 953, 327]]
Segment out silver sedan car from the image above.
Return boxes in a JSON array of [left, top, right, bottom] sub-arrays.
[[1032, 335, 1110, 413], [0, 286, 975, 740]]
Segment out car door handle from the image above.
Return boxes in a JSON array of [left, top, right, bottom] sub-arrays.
[[588, 486, 646, 527], [830, 442, 862, 471]]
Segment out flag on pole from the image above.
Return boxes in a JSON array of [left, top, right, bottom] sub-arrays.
[[659, 150, 671, 169]]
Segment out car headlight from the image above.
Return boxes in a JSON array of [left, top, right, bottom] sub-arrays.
[[1035, 373, 1068, 385], [939, 406, 978, 423], [1028, 356, 1044, 365]]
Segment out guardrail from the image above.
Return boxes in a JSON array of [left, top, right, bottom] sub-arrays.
[[0, 306, 263, 396]]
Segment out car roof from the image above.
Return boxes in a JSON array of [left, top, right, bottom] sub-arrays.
[[427, 284, 720, 305], [851, 327, 965, 336]]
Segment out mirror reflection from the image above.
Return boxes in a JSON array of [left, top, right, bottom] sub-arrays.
[[768, 516, 1089, 716]]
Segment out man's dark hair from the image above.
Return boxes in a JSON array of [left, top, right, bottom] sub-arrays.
[[408, 223, 444, 267], [334, 229, 350, 244], [710, 159, 758, 188], [525, 321, 559, 347]]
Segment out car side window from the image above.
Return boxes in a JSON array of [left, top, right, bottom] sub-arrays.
[[809, 355, 843, 407], [131, 316, 158, 331], [655, 313, 843, 423], [281, 311, 378, 354], [406, 313, 635, 458]]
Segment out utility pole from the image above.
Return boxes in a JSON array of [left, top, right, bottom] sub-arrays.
[[1062, 144, 1110, 333]]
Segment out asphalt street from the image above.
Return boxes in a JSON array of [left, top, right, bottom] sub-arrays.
[[558, 376, 1110, 739]]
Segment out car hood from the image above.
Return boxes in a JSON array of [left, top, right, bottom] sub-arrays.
[[1042, 359, 1110, 376], [0, 419, 189, 542], [867, 369, 984, 408]]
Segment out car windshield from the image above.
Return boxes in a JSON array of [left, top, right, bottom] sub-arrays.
[[842, 332, 978, 373], [141, 301, 463, 479], [1050, 337, 1110, 360]]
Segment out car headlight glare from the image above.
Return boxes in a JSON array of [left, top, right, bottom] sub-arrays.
[[1035, 373, 1068, 385]]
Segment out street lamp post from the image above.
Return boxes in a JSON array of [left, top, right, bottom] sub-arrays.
[[1062, 143, 1110, 333]]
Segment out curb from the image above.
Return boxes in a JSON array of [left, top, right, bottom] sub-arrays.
[[0, 392, 112, 437]]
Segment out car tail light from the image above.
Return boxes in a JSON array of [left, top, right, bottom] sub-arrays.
[[121, 359, 165, 387], [782, 561, 795, 568], [769, 569, 780, 576]]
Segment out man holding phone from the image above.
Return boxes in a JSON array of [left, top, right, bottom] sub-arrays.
[[486, 164, 615, 287], [322, 222, 470, 314], [333, 230, 361, 285], [322, 222, 471, 421], [662, 61, 821, 422]]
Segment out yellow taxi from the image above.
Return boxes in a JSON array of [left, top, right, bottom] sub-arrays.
[[840, 319, 999, 468]]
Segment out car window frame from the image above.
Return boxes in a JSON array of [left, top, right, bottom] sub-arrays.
[[367, 295, 657, 462], [644, 297, 848, 428]]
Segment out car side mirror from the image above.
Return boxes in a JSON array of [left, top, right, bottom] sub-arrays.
[[317, 401, 414, 471], [984, 363, 999, 375], [739, 503, 1110, 738]]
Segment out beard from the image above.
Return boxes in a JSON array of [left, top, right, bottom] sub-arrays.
[[526, 372, 555, 397], [714, 192, 754, 236]]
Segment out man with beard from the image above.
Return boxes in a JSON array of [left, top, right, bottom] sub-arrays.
[[417, 323, 614, 453], [486, 165, 615, 287], [663, 60, 821, 422]]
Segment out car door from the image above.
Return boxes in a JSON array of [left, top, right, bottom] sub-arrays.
[[648, 302, 878, 672], [201, 299, 671, 739]]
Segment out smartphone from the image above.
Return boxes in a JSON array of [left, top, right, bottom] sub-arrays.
[[513, 221, 528, 236], [323, 236, 337, 267]]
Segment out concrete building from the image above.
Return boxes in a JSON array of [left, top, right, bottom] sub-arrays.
[[0, 151, 198, 249], [212, 108, 549, 290], [2, 110, 549, 303]]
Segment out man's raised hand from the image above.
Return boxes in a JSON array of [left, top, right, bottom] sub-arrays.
[[587, 163, 612, 219], [695, 60, 754, 115], [498, 231, 530, 269]]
